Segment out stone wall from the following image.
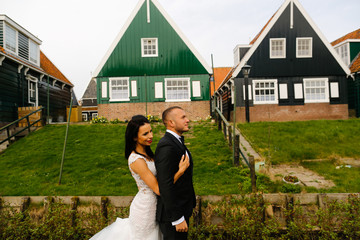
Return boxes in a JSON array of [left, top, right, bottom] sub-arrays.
[[1, 193, 358, 229], [98, 101, 210, 121]]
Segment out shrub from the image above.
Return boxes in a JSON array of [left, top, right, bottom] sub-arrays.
[[90, 116, 108, 124]]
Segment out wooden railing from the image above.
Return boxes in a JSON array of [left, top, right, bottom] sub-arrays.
[[0, 106, 45, 146], [214, 107, 256, 192]]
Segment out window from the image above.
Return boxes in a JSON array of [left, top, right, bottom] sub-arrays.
[[82, 113, 88, 121], [303, 78, 329, 103], [141, 38, 158, 57], [335, 44, 349, 66], [296, 37, 312, 58], [165, 78, 190, 102], [29, 81, 36, 99], [110, 77, 130, 101], [5, 24, 17, 53], [270, 38, 286, 59], [27, 75, 38, 106], [92, 113, 98, 119], [253, 79, 278, 104], [29, 40, 39, 64]]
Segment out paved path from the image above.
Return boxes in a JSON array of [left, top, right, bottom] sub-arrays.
[[267, 164, 335, 189]]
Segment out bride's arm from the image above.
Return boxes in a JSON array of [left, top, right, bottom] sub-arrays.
[[130, 158, 160, 196], [173, 154, 190, 183]]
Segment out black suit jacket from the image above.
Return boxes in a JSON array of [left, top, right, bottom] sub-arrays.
[[155, 132, 196, 223]]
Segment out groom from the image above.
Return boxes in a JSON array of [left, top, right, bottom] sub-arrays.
[[155, 106, 196, 240]]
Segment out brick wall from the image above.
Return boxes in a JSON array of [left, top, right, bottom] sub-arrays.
[[231, 103, 348, 122], [98, 101, 210, 121]]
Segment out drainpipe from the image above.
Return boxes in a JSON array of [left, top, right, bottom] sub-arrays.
[[47, 75, 50, 123]]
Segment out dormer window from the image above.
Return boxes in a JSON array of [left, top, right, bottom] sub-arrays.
[[29, 40, 39, 64], [5, 24, 17, 54], [141, 38, 158, 57]]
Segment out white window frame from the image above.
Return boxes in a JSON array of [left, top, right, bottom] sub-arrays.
[[270, 38, 286, 59], [335, 43, 350, 66], [26, 75, 38, 106], [4, 24, 17, 54], [303, 78, 329, 103], [109, 77, 130, 102], [165, 78, 191, 102], [253, 79, 278, 104], [141, 38, 158, 57], [29, 39, 39, 65], [82, 113, 88, 121], [296, 37, 312, 58], [92, 113, 98, 119]]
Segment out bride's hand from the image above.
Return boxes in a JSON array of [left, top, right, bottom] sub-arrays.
[[178, 154, 190, 173]]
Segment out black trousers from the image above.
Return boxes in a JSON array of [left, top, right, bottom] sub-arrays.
[[159, 217, 189, 240]]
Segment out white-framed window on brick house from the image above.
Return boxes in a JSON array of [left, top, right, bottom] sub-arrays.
[[270, 38, 286, 59], [303, 78, 329, 103], [253, 79, 278, 104], [141, 38, 158, 57], [296, 37, 312, 58], [165, 78, 190, 102], [29, 39, 39, 65], [5, 24, 17, 54], [82, 113, 88, 121], [109, 77, 130, 101]]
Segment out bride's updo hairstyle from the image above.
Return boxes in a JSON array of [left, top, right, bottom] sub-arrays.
[[125, 115, 154, 159]]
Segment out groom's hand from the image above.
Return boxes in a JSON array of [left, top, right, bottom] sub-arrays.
[[175, 220, 188, 232]]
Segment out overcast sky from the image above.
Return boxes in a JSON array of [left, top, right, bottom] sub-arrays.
[[1, 0, 359, 99]]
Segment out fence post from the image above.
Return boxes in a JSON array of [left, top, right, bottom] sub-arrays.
[[193, 196, 202, 227], [228, 126, 232, 147], [101, 196, 109, 222], [71, 196, 79, 227], [26, 116, 31, 133], [218, 115, 222, 131], [234, 134, 240, 166], [20, 197, 30, 213], [223, 121, 227, 139], [249, 156, 257, 193]]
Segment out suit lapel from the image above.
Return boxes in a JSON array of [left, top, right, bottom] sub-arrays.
[[165, 132, 186, 152]]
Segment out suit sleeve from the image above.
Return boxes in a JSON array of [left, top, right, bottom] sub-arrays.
[[155, 142, 183, 222]]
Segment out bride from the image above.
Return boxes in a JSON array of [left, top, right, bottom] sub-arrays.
[[90, 115, 189, 240]]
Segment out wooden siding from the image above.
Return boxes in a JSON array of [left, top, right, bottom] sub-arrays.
[[97, 74, 210, 104], [0, 57, 72, 124], [98, 0, 208, 77], [240, 4, 346, 79]]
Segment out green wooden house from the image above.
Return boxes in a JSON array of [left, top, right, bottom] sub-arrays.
[[92, 0, 212, 121]]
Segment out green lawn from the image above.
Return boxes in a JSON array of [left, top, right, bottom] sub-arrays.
[[0, 122, 264, 196], [238, 119, 360, 164]]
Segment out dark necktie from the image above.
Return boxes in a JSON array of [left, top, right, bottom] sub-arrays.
[[180, 136, 185, 145]]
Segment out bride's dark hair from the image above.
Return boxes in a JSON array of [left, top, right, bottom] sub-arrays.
[[125, 115, 154, 159]]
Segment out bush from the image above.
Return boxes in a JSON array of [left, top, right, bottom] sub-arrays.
[[90, 116, 108, 124]]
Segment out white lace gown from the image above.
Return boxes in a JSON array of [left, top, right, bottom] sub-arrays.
[[90, 153, 162, 240]]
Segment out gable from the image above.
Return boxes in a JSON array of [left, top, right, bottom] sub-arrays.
[[95, 0, 210, 78], [232, 0, 350, 78]]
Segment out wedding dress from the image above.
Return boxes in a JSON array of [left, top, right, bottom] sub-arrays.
[[90, 153, 162, 240]]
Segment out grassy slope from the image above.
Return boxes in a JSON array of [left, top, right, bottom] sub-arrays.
[[238, 119, 360, 164], [0, 122, 251, 196]]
